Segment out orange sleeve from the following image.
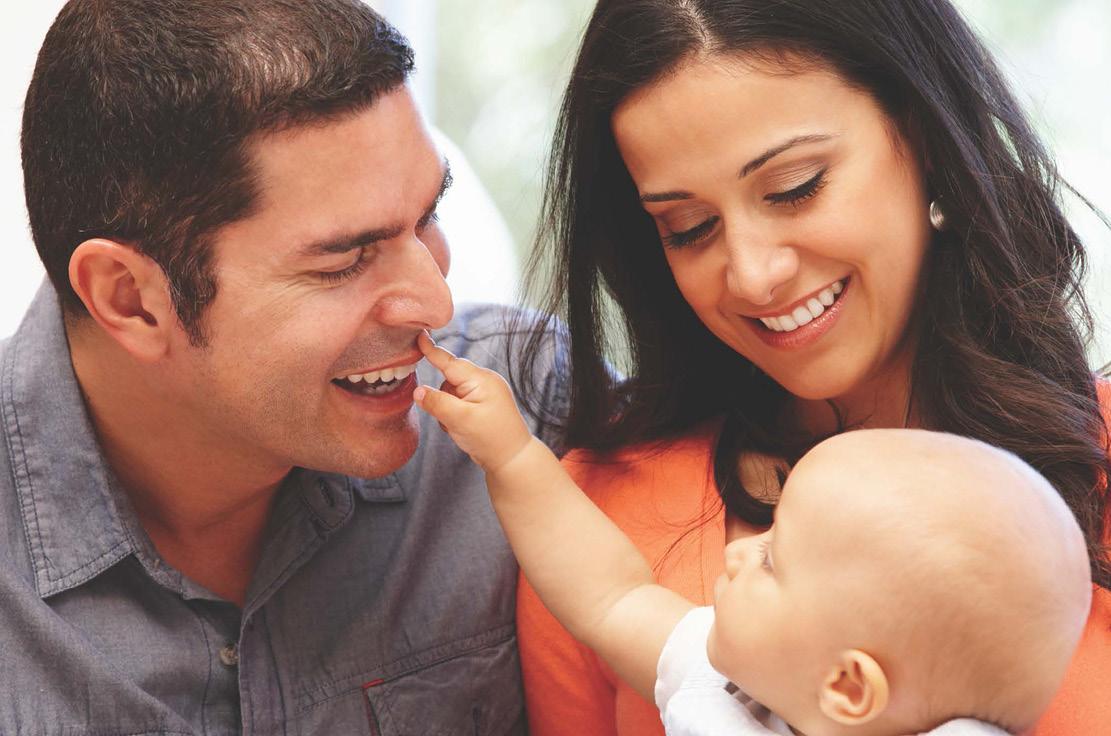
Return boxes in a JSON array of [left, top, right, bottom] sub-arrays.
[[517, 574, 619, 736], [1033, 379, 1111, 734], [517, 433, 724, 736], [1034, 587, 1111, 734]]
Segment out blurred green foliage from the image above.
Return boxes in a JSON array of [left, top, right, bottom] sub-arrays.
[[434, 0, 594, 259]]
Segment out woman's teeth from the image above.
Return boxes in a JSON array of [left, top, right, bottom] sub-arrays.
[[335, 363, 418, 395], [759, 280, 844, 333]]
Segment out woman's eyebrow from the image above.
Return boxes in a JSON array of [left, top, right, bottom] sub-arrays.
[[637, 134, 835, 203], [639, 190, 694, 204], [739, 133, 835, 178]]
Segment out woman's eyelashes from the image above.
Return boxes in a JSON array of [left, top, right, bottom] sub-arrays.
[[765, 168, 828, 206], [663, 216, 721, 248], [660, 169, 829, 249]]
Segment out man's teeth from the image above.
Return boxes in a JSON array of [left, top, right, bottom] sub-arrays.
[[759, 280, 845, 333], [340, 363, 417, 388]]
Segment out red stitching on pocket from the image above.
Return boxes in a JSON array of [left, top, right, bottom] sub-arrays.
[[363, 678, 386, 735]]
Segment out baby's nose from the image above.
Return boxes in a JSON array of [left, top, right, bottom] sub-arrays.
[[722, 539, 748, 577]]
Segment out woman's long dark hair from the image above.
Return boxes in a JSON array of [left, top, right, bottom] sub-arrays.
[[512, 0, 1111, 588]]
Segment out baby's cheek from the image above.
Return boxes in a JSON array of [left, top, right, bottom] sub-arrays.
[[705, 623, 729, 674]]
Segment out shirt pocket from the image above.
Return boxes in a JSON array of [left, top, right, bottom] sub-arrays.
[[362, 628, 526, 736]]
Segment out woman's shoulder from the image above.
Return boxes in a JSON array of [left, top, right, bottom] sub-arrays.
[[561, 420, 721, 500], [559, 420, 725, 558], [562, 419, 721, 465], [1035, 586, 1111, 733]]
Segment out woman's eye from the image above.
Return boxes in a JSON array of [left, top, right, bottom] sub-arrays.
[[318, 249, 369, 284], [765, 168, 828, 206], [662, 216, 720, 249]]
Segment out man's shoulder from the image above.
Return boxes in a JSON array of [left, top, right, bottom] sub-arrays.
[[431, 303, 562, 363], [428, 302, 570, 453]]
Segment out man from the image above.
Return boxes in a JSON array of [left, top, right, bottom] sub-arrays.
[[0, 1, 566, 733]]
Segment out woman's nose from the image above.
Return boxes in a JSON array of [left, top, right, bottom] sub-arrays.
[[721, 227, 798, 306]]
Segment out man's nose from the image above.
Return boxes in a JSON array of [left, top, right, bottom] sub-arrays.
[[373, 235, 454, 330], [721, 225, 798, 307]]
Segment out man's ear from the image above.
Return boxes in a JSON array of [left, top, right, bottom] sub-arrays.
[[818, 649, 889, 726], [68, 238, 176, 362]]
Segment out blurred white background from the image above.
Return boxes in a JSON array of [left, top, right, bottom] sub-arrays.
[[1, 1, 1108, 367]]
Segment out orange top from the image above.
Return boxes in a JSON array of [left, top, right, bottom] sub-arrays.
[[518, 387, 1111, 735]]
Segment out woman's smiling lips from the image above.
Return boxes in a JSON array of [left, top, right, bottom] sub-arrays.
[[746, 276, 852, 349]]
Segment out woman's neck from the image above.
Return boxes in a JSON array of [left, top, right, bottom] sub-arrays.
[[788, 364, 917, 438]]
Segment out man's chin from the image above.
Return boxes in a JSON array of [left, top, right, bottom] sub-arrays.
[[303, 412, 422, 479]]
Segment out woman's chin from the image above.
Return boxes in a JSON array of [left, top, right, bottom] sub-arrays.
[[764, 370, 860, 404]]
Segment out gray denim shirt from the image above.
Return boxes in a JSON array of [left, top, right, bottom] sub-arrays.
[[0, 283, 568, 736]]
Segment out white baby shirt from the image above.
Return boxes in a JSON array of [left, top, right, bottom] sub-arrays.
[[654, 607, 1012, 736]]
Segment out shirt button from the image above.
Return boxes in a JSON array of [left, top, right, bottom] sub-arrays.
[[219, 643, 239, 667]]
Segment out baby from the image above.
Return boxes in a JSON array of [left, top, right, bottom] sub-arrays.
[[412, 334, 1091, 736]]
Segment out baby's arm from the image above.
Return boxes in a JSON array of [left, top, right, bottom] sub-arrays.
[[413, 333, 692, 701]]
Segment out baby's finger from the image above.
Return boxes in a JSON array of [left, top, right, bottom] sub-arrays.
[[412, 384, 470, 426], [417, 331, 458, 374], [417, 332, 485, 389]]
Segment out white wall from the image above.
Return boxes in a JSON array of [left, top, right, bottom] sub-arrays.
[[0, 3, 57, 338]]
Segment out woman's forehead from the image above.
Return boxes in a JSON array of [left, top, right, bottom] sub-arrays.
[[611, 57, 886, 190]]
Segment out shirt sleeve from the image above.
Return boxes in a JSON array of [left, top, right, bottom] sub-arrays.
[[655, 606, 718, 714], [922, 720, 1010, 735]]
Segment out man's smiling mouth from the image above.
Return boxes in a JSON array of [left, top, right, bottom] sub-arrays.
[[332, 363, 419, 396]]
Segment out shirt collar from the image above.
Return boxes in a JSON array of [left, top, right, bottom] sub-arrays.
[[4, 282, 413, 601], [2, 282, 138, 599]]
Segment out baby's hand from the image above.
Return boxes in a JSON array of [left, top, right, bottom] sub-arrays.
[[413, 332, 534, 473]]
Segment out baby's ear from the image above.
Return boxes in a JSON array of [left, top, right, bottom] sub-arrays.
[[818, 649, 889, 725]]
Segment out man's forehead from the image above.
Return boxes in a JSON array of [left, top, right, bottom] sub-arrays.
[[239, 95, 443, 223], [246, 88, 437, 190]]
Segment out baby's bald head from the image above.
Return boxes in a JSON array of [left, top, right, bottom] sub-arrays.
[[785, 430, 1091, 732]]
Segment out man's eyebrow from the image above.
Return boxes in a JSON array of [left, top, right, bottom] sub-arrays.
[[739, 134, 834, 178], [296, 161, 453, 258], [637, 135, 833, 204]]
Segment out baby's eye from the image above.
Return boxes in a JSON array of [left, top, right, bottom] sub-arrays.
[[758, 540, 773, 572]]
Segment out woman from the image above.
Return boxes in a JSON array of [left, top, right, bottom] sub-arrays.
[[512, 0, 1111, 733]]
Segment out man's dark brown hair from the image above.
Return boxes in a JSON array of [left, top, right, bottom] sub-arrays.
[[21, 0, 414, 344]]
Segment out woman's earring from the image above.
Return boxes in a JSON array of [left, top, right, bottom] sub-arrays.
[[929, 199, 947, 231]]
